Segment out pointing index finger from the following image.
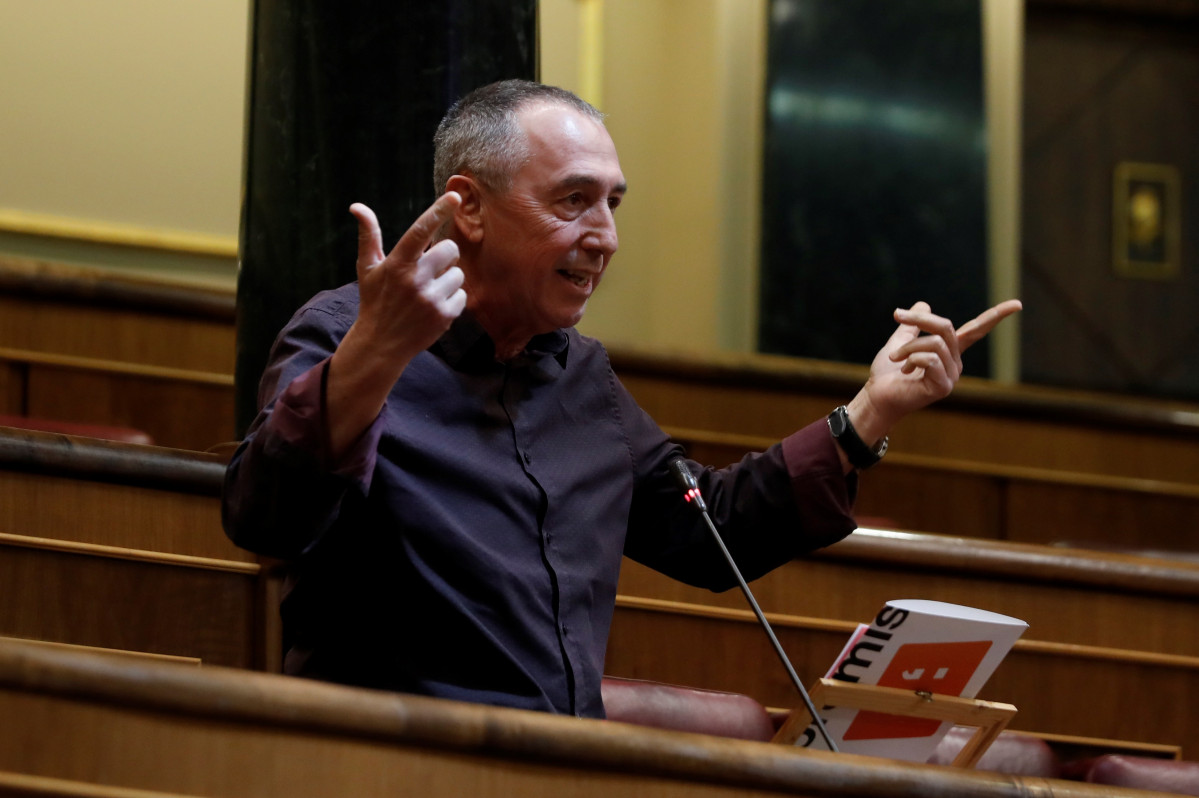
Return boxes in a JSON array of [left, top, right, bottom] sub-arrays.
[[392, 192, 463, 263], [955, 299, 1023, 350]]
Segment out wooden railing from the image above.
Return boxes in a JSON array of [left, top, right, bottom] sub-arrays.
[[0, 639, 1148, 798]]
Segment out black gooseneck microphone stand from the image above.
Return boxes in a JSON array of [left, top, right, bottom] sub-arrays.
[[668, 457, 839, 753]]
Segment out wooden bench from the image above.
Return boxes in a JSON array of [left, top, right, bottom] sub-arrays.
[[0, 426, 1189, 758], [610, 346, 1199, 485], [6, 254, 1199, 552], [0, 426, 268, 669], [0, 255, 236, 451], [667, 425, 1199, 553]]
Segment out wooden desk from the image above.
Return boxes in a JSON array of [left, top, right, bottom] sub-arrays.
[[0, 640, 1141, 798]]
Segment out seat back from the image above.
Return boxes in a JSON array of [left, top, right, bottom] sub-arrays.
[[1082, 754, 1199, 795], [0, 415, 153, 445], [927, 726, 1060, 777]]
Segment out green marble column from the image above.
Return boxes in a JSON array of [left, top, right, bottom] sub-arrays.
[[236, 0, 537, 435]]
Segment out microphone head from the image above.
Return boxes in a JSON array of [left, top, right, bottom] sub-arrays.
[[668, 457, 698, 490]]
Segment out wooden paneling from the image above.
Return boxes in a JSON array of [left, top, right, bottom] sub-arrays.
[[0, 641, 1151, 798], [0, 296, 234, 375], [23, 365, 235, 452], [1004, 481, 1199, 551], [621, 530, 1199, 658], [606, 599, 1199, 757], [1021, 4, 1199, 398], [0, 257, 237, 450], [0, 428, 262, 668], [860, 459, 1199, 551], [0, 471, 240, 561], [0, 543, 255, 668], [0, 637, 202, 667], [670, 425, 1199, 552], [7, 254, 1199, 502], [0, 364, 21, 415], [614, 358, 1199, 486], [855, 464, 1004, 538]]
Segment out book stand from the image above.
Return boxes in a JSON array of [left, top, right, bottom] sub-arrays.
[[772, 678, 1018, 768]]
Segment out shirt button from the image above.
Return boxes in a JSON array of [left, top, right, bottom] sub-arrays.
[[561, 625, 570, 637], [523, 451, 532, 464]]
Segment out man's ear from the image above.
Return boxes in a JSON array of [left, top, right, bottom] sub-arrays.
[[445, 175, 485, 243]]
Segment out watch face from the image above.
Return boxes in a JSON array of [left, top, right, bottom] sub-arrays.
[[829, 408, 848, 437]]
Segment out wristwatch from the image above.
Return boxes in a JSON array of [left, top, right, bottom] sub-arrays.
[[826, 405, 888, 470]]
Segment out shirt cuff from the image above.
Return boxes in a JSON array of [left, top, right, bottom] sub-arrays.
[[780, 417, 859, 537], [264, 358, 383, 493]]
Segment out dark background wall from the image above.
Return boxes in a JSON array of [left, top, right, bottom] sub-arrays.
[[1021, 1, 1199, 400], [759, 0, 1199, 402]]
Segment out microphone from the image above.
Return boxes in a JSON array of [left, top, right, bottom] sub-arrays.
[[668, 457, 839, 753]]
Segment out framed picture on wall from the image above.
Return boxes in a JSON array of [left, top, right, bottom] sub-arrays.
[[1112, 161, 1181, 280]]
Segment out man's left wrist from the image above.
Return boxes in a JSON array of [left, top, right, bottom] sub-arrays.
[[827, 405, 888, 470]]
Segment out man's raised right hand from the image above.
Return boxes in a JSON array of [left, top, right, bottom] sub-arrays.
[[325, 194, 467, 460], [348, 193, 467, 366]]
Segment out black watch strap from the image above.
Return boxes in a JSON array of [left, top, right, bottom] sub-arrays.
[[826, 405, 888, 470]]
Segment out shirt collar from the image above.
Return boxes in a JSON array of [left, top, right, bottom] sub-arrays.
[[432, 312, 570, 377]]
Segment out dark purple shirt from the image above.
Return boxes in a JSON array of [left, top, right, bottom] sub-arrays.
[[222, 282, 857, 717]]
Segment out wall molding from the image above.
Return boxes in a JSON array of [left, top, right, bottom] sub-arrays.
[[0, 209, 238, 259]]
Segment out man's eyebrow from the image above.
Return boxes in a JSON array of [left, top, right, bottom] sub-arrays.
[[557, 174, 628, 194]]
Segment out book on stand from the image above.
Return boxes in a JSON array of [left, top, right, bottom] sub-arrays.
[[793, 599, 1027, 762]]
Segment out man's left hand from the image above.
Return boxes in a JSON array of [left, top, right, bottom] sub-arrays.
[[843, 299, 1022, 460]]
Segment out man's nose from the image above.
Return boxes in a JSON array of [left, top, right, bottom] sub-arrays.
[[582, 204, 619, 257]]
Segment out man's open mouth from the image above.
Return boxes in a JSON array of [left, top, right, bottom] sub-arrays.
[[560, 270, 594, 287]]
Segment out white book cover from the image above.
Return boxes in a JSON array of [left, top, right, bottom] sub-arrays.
[[795, 599, 1027, 762]]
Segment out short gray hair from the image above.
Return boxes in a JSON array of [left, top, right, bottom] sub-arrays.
[[432, 80, 605, 196]]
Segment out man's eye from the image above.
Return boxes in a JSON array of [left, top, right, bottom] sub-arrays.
[[565, 193, 584, 206], [608, 196, 622, 211]]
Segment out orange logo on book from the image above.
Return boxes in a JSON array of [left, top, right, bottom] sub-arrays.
[[843, 640, 993, 740]]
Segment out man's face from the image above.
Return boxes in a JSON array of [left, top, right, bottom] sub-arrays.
[[467, 102, 626, 347]]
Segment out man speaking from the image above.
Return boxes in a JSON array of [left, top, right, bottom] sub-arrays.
[[222, 80, 1020, 718]]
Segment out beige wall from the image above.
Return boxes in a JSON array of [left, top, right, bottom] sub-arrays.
[[0, 0, 246, 283]]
